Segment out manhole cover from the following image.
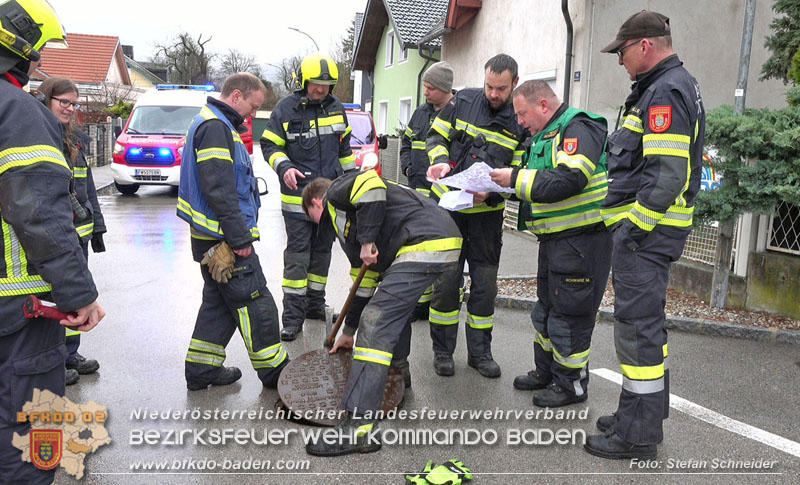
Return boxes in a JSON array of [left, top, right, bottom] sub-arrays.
[[277, 348, 404, 426]]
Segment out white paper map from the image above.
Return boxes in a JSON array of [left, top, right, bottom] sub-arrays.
[[429, 162, 515, 194], [439, 190, 474, 211]]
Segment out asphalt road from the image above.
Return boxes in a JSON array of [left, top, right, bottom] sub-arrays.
[[56, 162, 800, 484]]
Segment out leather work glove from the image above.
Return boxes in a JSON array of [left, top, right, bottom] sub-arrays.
[[200, 241, 236, 284], [91, 233, 106, 253]]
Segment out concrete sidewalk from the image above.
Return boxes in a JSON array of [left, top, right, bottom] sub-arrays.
[[92, 164, 116, 195]]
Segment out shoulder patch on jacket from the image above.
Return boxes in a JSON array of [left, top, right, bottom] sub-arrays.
[[649, 106, 672, 133], [563, 138, 578, 155]]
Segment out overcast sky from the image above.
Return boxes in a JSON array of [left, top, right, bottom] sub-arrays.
[[48, 0, 366, 77]]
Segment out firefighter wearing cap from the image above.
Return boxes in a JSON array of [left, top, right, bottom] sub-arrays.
[[0, 1, 104, 481], [491, 80, 611, 409], [400, 61, 455, 321], [584, 10, 705, 460], [425, 54, 527, 379], [260, 52, 356, 342], [301, 172, 461, 457]]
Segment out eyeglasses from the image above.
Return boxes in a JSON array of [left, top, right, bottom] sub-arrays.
[[616, 40, 642, 61], [52, 96, 81, 109]]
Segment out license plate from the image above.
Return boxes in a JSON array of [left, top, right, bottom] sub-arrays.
[[135, 169, 161, 176]]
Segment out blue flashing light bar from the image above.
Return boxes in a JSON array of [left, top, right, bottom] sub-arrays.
[[343, 103, 361, 110], [156, 84, 215, 91], [125, 146, 176, 164]]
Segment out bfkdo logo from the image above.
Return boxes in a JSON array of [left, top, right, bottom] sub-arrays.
[[31, 429, 63, 470]]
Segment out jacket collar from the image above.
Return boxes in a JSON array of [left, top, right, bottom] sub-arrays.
[[207, 96, 244, 129], [633, 54, 681, 93]]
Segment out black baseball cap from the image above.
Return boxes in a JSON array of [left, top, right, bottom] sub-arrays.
[[601, 10, 671, 53]]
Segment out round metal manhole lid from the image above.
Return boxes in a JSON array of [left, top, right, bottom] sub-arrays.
[[277, 348, 404, 426]]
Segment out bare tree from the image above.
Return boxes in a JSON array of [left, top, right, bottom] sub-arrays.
[[154, 32, 215, 85], [271, 55, 302, 94], [219, 49, 260, 78]]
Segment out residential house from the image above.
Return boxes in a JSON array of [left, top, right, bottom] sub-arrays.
[[425, 0, 798, 318], [354, 0, 449, 137], [33, 33, 143, 110]]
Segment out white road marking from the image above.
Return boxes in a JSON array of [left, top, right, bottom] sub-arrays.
[[591, 367, 800, 459]]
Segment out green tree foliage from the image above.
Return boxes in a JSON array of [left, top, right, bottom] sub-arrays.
[[697, 104, 800, 222], [331, 19, 355, 103], [106, 99, 133, 118], [761, 0, 800, 84]]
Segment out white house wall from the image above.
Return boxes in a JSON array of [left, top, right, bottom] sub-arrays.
[[442, 0, 588, 103], [584, 0, 787, 124], [441, 0, 786, 125]]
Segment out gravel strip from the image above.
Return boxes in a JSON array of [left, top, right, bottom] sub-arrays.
[[495, 277, 800, 332]]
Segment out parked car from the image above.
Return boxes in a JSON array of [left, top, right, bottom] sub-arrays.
[[111, 84, 253, 195], [344, 104, 387, 176]]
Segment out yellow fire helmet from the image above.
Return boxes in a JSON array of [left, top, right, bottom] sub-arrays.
[[299, 52, 338, 92], [0, 0, 67, 70]]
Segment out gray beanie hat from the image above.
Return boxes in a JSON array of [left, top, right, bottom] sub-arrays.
[[423, 61, 454, 93]]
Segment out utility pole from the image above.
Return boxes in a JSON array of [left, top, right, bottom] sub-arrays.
[[710, 0, 756, 309]]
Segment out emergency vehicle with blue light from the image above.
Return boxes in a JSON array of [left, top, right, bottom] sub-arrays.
[[111, 84, 253, 195]]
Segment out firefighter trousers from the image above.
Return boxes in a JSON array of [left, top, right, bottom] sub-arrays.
[[186, 239, 288, 388], [531, 228, 611, 397], [611, 226, 686, 445], [281, 216, 334, 330], [65, 242, 89, 361], [342, 261, 453, 413], [429, 210, 502, 358], [0, 316, 66, 484]]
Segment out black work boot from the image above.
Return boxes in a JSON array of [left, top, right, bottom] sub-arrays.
[[280, 326, 302, 341], [533, 381, 587, 408], [596, 413, 617, 433], [393, 359, 412, 388], [66, 353, 99, 375], [305, 414, 381, 457], [513, 369, 552, 391], [187, 366, 242, 391], [66, 368, 79, 386], [584, 430, 657, 460], [467, 354, 501, 378], [433, 353, 455, 377]]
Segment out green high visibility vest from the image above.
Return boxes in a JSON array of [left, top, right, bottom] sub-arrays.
[[518, 107, 608, 234]]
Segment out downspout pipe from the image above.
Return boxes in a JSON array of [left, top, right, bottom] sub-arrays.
[[417, 46, 438, 107], [562, 0, 573, 105]]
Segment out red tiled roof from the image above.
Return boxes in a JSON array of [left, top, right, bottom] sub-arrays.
[[39, 33, 129, 84]]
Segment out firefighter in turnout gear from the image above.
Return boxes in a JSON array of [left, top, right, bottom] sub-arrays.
[[177, 72, 288, 391], [400, 61, 455, 322], [0, 1, 104, 482], [426, 54, 527, 378], [301, 172, 461, 456], [37, 77, 106, 386], [584, 11, 706, 460], [260, 53, 356, 342], [491, 80, 611, 408]]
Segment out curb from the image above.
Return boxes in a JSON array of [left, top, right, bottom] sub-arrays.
[[96, 182, 117, 196], [492, 294, 800, 346]]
